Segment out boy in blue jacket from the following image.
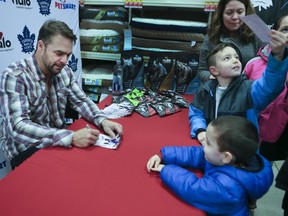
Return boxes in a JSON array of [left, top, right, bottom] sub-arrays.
[[189, 29, 288, 145], [147, 116, 273, 216]]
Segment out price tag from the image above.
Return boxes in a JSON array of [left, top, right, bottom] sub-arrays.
[[204, 1, 218, 12], [123, 29, 132, 50], [124, 0, 143, 8]]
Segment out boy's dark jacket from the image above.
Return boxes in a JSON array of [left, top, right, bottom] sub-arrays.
[[160, 146, 273, 216], [189, 51, 288, 138]]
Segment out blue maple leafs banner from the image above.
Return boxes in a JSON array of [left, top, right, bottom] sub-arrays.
[[17, 26, 36, 54], [0, 0, 82, 86]]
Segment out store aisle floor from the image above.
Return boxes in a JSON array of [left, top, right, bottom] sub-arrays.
[[255, 161, 285, 216]]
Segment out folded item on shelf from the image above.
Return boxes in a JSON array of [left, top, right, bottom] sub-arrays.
[[132, 27, 205, 42], [80, 19, 128, 34], [132, 37, 202, 52], [130, 17, 207, 33], [82, 63, 113, 80], [81, 43, 123, 53], [82, 85, 111, 95], [86, 92, 101, 103], [131, 47, 184, 57], [80, 29, 123, 45], [82, 78, 113, 87], [80, 6, 128, 21]]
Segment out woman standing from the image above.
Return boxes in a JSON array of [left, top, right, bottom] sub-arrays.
[[198, 0, 265, 82]]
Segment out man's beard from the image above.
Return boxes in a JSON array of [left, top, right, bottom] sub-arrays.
[[42, 56, 63, 76]]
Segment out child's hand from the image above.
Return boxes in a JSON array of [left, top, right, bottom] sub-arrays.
[[150, 164, 165, 172], [147, 155, 164, 173], [197, 131, 207, 146], [270, 29, 288, 61]]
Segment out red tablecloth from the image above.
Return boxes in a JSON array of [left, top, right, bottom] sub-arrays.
[[0, 95, 205, 216]]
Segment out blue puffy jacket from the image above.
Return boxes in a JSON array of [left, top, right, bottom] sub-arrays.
[[160, 146, 273, 216]]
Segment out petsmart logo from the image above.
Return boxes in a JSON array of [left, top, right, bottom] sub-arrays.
[[55, 0, 76, 10], [17, 26, 35, 54], [0, 32, 13, 52]]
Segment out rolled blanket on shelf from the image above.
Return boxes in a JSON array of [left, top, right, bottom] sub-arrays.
[[132, 27, 205, 42], [80, 19, 128, 34], [80, 6, 128, 21], [80, 43, 123, 53], [132, 37, 202, 52], [80, 29, 123, 45], [130, 17, 207, 33]]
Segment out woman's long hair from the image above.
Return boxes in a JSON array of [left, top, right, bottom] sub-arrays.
[[208, 0, 256, 44], [272, 12, 288, 30]]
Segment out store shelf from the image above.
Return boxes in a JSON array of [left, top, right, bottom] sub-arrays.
[[81, 0, 211, 60], [81, 51, 121, 61], [80, 0, 207, 98], [84, 0, 209, 8]]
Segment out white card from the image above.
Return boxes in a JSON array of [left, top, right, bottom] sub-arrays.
[[95, 134, 122, 149], [240, 14, 270, 43]]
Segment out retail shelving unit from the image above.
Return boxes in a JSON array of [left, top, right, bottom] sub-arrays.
[[80, 0, 214, 103], [81, 0, 211, 61]]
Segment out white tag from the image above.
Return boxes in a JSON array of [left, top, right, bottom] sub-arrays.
[[240, 14, 270, 43], [123, 29, 132, 51]]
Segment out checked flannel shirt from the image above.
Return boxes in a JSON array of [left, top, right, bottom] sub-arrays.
[[0, 55, 106, 160]]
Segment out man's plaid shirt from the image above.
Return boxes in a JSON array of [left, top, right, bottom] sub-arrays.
[[0, 56, 105, 160]]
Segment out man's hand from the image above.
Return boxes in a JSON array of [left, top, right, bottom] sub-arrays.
[[72, 127, 100, 148], [101, 119, 123, 138], [147, 155, 164, 173]]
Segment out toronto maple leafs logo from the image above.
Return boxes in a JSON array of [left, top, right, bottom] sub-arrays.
[[251, 0, 273, 12], [37, 0, 51, 16], [68, 54, 78, 72], [17, 26, 35, 54]]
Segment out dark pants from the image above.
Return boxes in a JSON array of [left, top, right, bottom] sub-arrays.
[[259, 124, 288, 161], [259, 124, 288, 215], [283, 192, 288, 216], [10, 146, 39, 169], [276, 157, 288, 216]]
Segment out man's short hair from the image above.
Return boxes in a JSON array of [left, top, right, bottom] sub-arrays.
[[37, 19, 77, 45], [209, 115, 259, 163], [206, 43, 242, 67]]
